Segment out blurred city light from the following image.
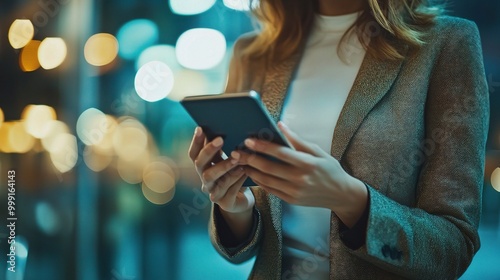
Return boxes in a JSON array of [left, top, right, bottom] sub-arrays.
[[491, 167, 500, 192], [169, 0, 216, 15], [84, 33, 119, 66], [76, 108, 107, 146], [0, 107, 4, 127], [92, 115, 118, 154], [167, 69, 209, 101], [19, 40, 41, 72], [83, 145, 113, 172], [49, 133, 78, 173], [136, 44, 181, 72], [117, 159, 145, 184], [175, 28, 227, 70], [113, 118, 149, 161], [35, 202, 61, 235], [38, 37, 67, 70], [134, 61, 174, 102], [41, 120, 70, 152], [143, 157, 179, 182], [8, 121, 35, 153], [223, 0, 254, 11], [141, 182, 175, 205], [8, 19, 34, 49], [21, 105, 57, 138], [117, 19, 159, 60], [0, 122, 14, 153], [143, 170, 175, 194]]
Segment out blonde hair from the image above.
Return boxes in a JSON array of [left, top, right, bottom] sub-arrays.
[[244, 0, 443, 62]]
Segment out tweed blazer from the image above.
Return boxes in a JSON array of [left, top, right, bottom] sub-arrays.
[[209, 16, 489, 279]]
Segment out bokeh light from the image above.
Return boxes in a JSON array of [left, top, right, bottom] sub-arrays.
[[21, 105, 57, 138], [491, 167, 500, 192], [169, 0, 216, 15], [8, 19, 34, 49], [175, 28, 227, 70], [8, 121, 35, 153], [117, 19, 159, 60], [84, 33, 119, 66], [0, 122, 14, 153], [35, 202, 60, 235], [136, 44, 181, 72], [141, 182, 175, 205], [134, 61, 174, 102], [92, 115, 117, 154], [49, 133, 78, 173], [83, 145, 113, 172], [167, 70, 209, 101], [143, 170, 175, 194], [41, 120, 70, 152], [223, 0, 255, 11], [117, 159, 146, 184], [19, 40, 41, 72], [0, 107, 4, 127], [76, 108, 108, 146], [38, 37, 67, 70], [113, 118, 148, 162], [143, 157, 180, 182]]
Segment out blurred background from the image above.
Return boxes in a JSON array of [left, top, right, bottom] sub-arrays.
[[0, 0, 498, 279]]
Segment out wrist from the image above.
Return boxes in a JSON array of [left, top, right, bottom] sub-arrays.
[[332, 176, 368, 228], [219, 205, 254, 243]]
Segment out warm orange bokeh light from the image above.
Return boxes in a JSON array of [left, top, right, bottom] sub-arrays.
[[84, 33, 119, 66], [20, 40, 42, 72]]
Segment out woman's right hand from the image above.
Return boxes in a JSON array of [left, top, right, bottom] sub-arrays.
[[188, 127, 255, 215]]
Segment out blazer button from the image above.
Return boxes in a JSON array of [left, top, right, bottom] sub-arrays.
[[381, 245, 391, 258], [389, 247, 398, 260]]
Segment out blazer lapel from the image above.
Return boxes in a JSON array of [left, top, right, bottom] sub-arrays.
[[331, 45, 408, 160], [260, 51, 303, 122]]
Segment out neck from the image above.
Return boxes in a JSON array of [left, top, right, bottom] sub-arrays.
[[317, 0, 366, 16]]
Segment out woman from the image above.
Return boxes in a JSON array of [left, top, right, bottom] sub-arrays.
[[188, 0, 489, 278]]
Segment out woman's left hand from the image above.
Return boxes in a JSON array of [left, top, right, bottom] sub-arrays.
[[232, 121, 368, 227]]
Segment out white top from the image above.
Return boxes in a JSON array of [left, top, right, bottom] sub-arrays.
[[280, 12, 366, 278]]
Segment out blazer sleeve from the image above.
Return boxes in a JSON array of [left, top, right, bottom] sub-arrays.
[[344, 20, 489, 279], [208, 35, 264, 264]]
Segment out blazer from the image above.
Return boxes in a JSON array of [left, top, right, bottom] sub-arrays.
[[209, 16, 490, 279]]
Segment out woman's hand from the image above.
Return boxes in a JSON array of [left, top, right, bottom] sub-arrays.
[[188, 127, 255, 215], [232, 122, 368, 227]]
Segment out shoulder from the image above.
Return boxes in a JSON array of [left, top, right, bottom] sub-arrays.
[[426, 15, 481, 44], [232, 31, 259, 57]]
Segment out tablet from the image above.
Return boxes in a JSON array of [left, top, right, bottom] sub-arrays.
[[181, 91, 291, 186]]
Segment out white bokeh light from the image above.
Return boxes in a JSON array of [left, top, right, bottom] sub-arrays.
[[169, 0, 216, 15], [136, 45, 181, 72], [38, 37, 67, 70], [175, 28, 227, 70], [76, 108, 107, 146], [223, 0, 257, 11], [135, 61, 174, 102], [491, 167, 500, 192], [167, 70, 209, 101]]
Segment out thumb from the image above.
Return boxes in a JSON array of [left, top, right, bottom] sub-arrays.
[[278, 121, 325, 157]]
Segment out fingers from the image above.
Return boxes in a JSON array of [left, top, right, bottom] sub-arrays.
[[194, 136, 225, 172], [232, 151, 302, 182], [278, 121, 325, 157], [235, 138, 318, 171], [188, 127, 205, 161], [243, 166, 287, 188], [202, 158, 239, 192], [209, 167, 246, 202]]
